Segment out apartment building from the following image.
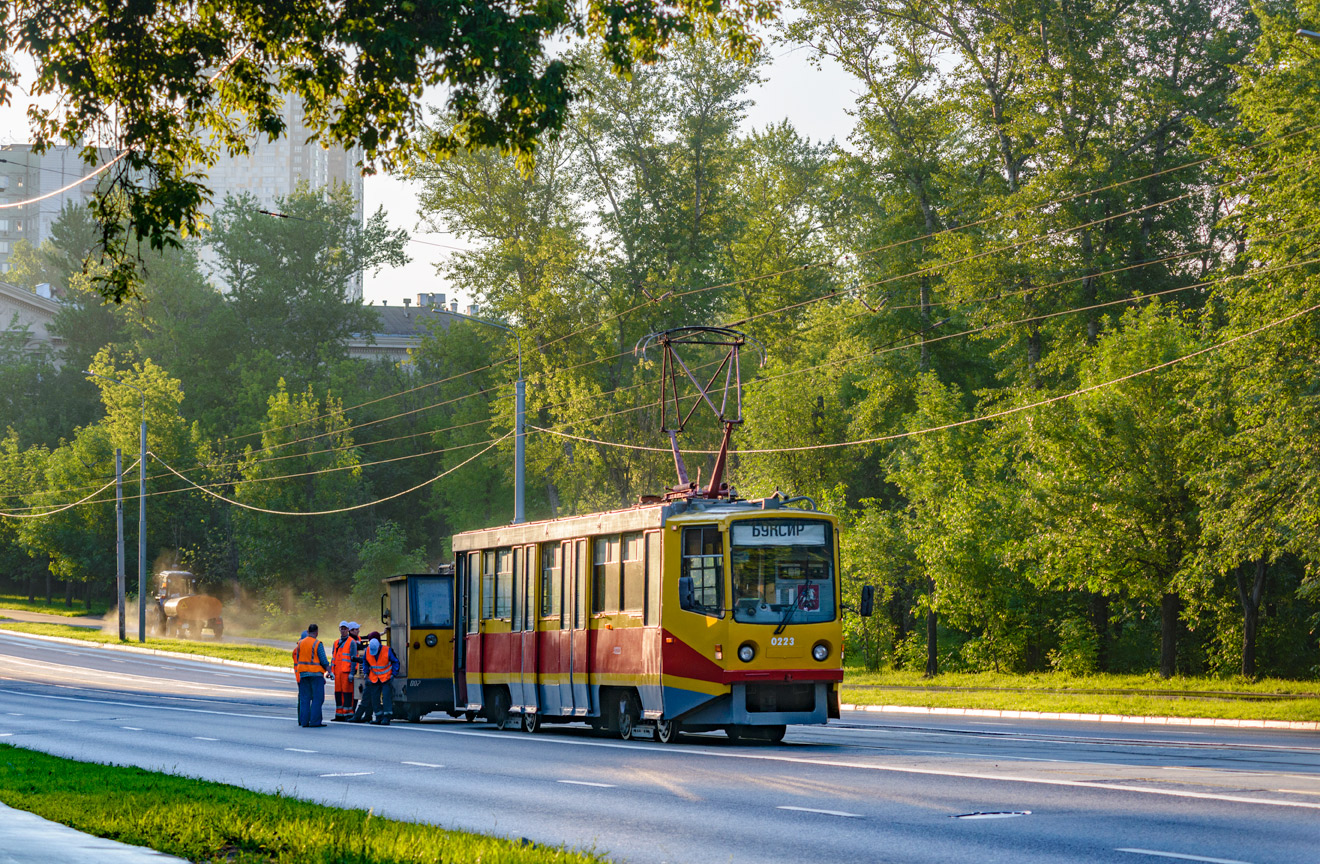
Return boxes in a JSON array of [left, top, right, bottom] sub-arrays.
[[0, 145, 114, 281]]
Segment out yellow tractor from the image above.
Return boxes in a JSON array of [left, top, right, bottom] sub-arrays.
[[152, 570, 224, 639]]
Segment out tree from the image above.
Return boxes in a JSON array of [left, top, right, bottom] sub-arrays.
[[1, 0, 775, 302], [209, 185, 407, 386]]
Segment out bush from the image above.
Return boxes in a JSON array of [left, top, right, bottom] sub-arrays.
[[1049, 616, 1100, 676]]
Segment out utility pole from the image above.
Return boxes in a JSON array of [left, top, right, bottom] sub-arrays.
[[85, 370, 148, 641], [115, 448, 125, 641]]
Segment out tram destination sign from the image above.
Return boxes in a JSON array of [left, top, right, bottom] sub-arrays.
[[732, 522, 827, 547]]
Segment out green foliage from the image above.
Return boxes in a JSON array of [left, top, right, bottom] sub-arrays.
[[0, 0, 775, 302], [352, 522, 428, 602]]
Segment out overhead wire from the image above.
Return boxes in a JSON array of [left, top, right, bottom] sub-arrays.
[[531, 295, 1320, 456]]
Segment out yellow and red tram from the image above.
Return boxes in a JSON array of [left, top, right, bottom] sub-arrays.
[[447, 494, 846, 742]]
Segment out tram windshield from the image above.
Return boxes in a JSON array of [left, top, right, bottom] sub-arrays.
[[729, 519, 835, 625]]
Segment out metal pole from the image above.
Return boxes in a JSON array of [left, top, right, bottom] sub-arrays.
[[514, 377, 525, 524], [138, 413, 146, 643], [115, 448, 125, 641]]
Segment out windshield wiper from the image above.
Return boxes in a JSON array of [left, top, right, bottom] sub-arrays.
[[774, 578, 812, 635]]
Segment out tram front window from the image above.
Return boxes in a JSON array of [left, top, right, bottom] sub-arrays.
[[730, 519, 835, 625]]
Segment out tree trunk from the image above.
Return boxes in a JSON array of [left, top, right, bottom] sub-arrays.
[[45, 572, 52, 605], [1089, 591, 1110, 672], [64, 579, 73, 609], [925, 577, 938, 678], [27, 575, 34, 604], [1159, 592, 1180, 678], [84, 580, 92, 611], [1236, 558, 1267, 679]]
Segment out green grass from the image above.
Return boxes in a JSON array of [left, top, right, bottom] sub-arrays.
[[840, 668, 1320, 723], [0, 744, 602, 864], [0, 593, 109, 617], [0, 621, 291, 668]]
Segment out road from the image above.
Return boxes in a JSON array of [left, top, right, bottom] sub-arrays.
[[1, 630, 1318, 864]]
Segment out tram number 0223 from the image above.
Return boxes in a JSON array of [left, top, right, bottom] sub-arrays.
[[770, 636, 795, 647]]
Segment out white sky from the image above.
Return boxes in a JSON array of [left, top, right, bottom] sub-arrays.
[[0, 33, 862, 309]]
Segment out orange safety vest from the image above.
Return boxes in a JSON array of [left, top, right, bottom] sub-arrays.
[[332, 637, 353, 677], [293, 636, 323, 678], [366, 644, 392, 683]]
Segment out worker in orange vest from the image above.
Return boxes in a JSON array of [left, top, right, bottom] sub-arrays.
[[292, 623, 331, 727], [362, 630, 399, 726], [330, 621, 358, 721]]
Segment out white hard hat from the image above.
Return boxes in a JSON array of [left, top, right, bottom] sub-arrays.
[[338, 620, 350, 628], [348, 621, 360, 630]]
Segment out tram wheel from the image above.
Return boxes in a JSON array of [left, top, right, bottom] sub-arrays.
[[617, 693, 639, 741], [760, 724, 787, 744], [655, 718, 680, 744], [523, 711, 541, 734], [490, 688, 512, 730], [404, 704, 425, 723], [464, 711, 477, 723]]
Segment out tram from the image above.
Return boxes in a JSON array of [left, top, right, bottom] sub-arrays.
[[449, 492, 861, 742]]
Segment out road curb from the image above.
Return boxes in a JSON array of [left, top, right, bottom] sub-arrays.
[[0, 627, 286, 674], [840, 702, 1320, 731]]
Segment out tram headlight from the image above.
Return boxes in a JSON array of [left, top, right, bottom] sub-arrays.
[[425, 633, 438, 647], [737, 642, 756, 663], [812, 642, 830, 662]]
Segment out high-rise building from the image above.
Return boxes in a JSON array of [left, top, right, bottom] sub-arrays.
[[198, 99, 365, 299], [0, 144, 114, 281]]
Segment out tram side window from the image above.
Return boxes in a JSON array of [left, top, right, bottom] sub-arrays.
[[622, 532, 644, 613], [592, 535, 620, 614], [682, 526, 723, 617], [541, 544, 562, 625], [481, 550, 496, 620], [496, 548, 513, 619]]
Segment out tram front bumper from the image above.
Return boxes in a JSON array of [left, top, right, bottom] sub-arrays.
[[675, 680, 831, 727]]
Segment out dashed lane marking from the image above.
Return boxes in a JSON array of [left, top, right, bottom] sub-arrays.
[[0, 733, 11, 737], [284, 748, 317, 753], [193, 736, 219, 741], [1116, 849, 1252, 864], [6, 713, 23, 716], [402, 762, 444, 768], [320, 772, 374, 777], [777, 806, 862, 818], [557, 780, 616, 788], [120, 726, 143, 731], [1278, 789, 1320, 796], [57, 718, 80, 722]]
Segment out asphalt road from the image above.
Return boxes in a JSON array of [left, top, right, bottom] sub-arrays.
[[2, 630, 1318, 864]]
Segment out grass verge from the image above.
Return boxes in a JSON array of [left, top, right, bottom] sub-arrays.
[[0, 621, 291, 668], [840, 668, 1320, 723], [0, 594, 108, 617], [0, 744, 601, 864]]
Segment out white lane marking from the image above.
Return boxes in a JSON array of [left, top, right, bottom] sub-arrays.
[[3, 684, 1315, 815], [193, 736, 219, 741], [1116, 849, 1252, 864], [6, 712, 23, 716], [0, 732, 11, 737], [120, 726, 143, 731], [386, 726, 1320, 813], [58, 718, 80, 722], [777, 805, 861, 818], [557, 780, 616, 788], [952, 811, 1031, 819], [284, 748, 317, 753], [1278, 789, 1320, 796], [401, 761, 444, 768], [320, 772, 374, 777]]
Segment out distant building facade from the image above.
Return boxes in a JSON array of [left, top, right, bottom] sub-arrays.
[[348, 292, 474, 365], [0, 279, 62, 354], [0, 144, 115, 279], [198, 98, 365, 299]]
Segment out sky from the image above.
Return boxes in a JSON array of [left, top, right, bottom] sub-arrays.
[[0, 31, 862, 309]]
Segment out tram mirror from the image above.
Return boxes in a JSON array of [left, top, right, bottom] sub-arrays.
[[380, 592, 390, 625], [678, 576, 695, 611], [859, 584, 875, 618]]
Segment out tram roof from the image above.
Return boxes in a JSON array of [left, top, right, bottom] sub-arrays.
[[452, 495, 832, 551]]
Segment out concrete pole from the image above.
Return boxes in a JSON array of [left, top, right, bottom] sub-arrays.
[[115, 448, 125, 641], [138, 416, 146, 643]]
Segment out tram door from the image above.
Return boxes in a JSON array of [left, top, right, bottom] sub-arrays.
[[568, 539, 591, 715], [461, 551, 483, 711], [516, 545, 538, 715]]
